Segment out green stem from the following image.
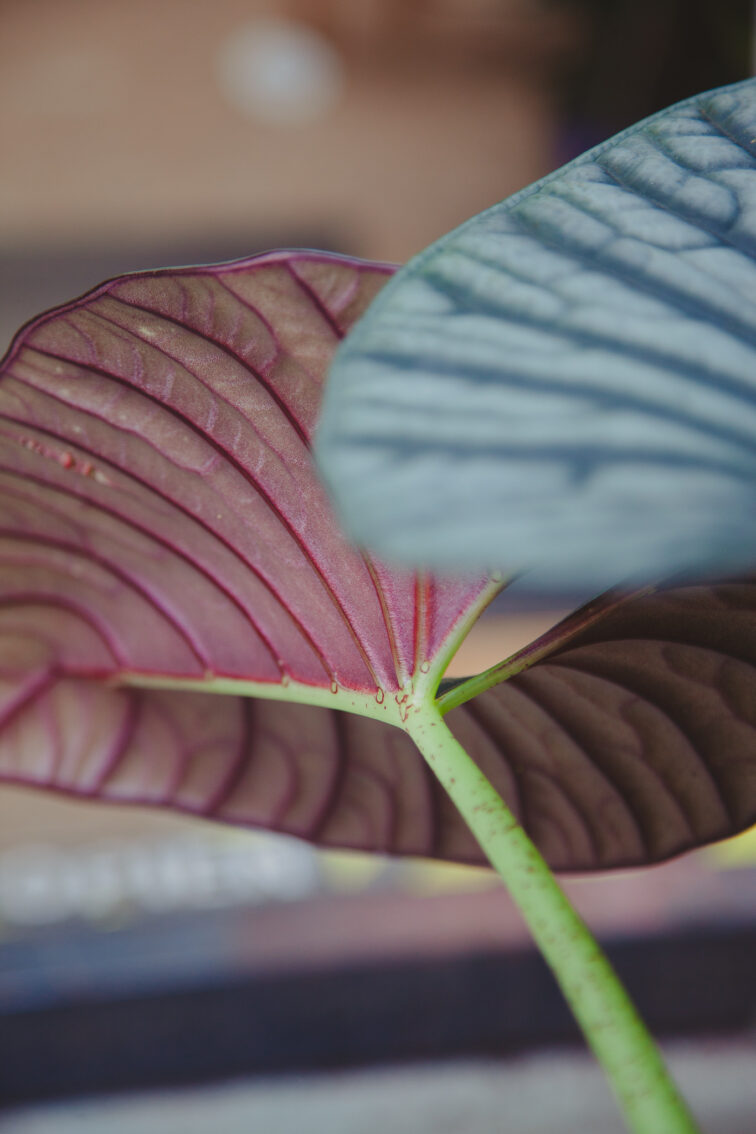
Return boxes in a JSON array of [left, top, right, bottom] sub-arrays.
[[437, 586, 653, 716], [406, 703, 699, 1134]]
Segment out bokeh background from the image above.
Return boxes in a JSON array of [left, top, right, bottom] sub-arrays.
[[1, 2, 755, 1131]]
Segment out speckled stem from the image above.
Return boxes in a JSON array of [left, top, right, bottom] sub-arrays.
[[406, 704, 699, 1134]]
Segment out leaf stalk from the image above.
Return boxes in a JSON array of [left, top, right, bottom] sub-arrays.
[[406, 703, 699, 1134]]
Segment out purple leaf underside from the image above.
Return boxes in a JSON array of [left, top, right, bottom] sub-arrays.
[[1, 252, 754, 871], [0, 253, 488, 691], [2, 579, 755, 870]]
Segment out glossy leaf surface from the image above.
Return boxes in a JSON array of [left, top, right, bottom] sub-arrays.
[[317, 79, 756, 591]]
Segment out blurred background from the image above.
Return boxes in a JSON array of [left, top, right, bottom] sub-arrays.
[[1, 1, 755, 1131]]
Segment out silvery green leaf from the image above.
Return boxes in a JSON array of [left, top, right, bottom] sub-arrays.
[[317, 79, 756, 591]]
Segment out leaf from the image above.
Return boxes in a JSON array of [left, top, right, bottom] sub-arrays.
[[444, 577, 756, 870], [0, 250, 495, 854], [315, 78, 756, 592]]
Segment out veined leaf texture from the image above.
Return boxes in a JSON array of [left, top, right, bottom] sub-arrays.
[[318, 79, 756, 593]]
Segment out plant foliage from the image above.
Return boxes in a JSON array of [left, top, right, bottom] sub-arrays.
[[0, 250, 754, 871]]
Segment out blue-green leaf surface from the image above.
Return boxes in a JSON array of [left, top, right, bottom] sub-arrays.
[[317, 79, 756, 591]]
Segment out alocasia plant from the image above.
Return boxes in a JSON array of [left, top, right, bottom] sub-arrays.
[[2, 79, 755, 1134]]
